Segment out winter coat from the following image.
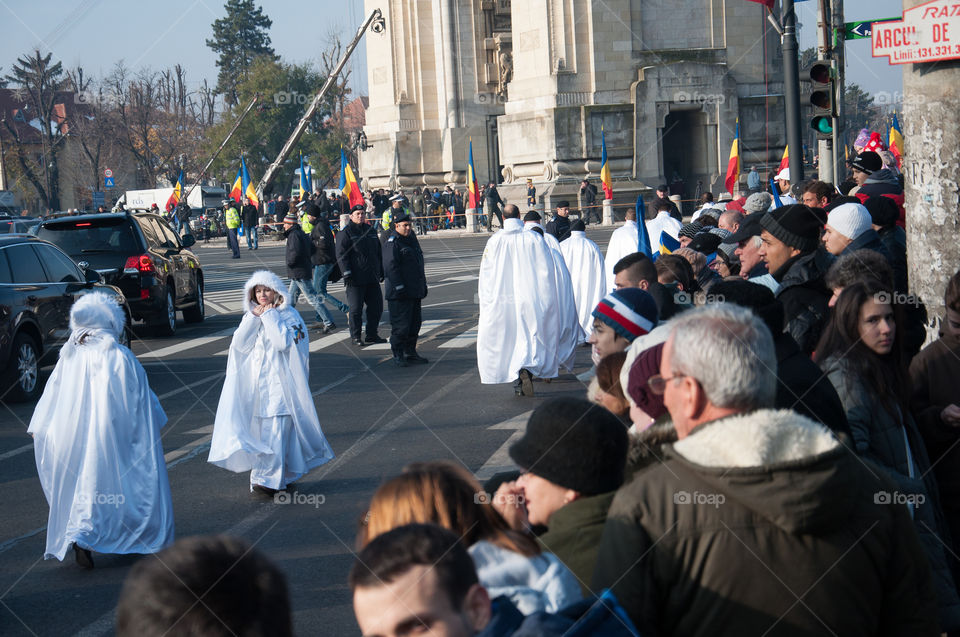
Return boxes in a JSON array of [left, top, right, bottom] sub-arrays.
[[822, 355, 960, 630], [879, 224, 908, 293], [652, 196, 681, 222], [241, 204, 259, 228], [411, 193, 425, 216], [309, 218, 336, 266], [485, 186, 504, 207], [382, 231, 427, 300], [592, 408, 941, 636], [774, 331, 850, 438], [468, 540, 582, 615], [476, 591, 640, 637], [910, 333, 960, 557], [855, 169, 905, 227], [841, 228, 890, 261], [624, 419, 676, 481], [334, 220, 383, 286], [771, 248, 834, 355], [284, 226, 313, 280], [535, 491, 616, 597], [544, 216, 571, 243], [695, 264, 721, 293]]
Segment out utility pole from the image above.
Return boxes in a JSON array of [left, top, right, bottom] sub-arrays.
[[782, 0, 804, 184], [830, 0, 845, 183], [816, 0, 834, 185]]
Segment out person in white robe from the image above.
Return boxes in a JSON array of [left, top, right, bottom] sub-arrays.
[[645, 202, 683, 255], [523, 211, 584, 368], [604, 210, 642, 291], [209, 270, 334, 494], [29, 292, 174, 568], [478, 205, 564, 396], [559, 219, 607, 339]]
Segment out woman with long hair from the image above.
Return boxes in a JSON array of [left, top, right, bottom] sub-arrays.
[[588, 352, 630, 419], [815, 279, 960, 630], [358, 461, 581, 614]]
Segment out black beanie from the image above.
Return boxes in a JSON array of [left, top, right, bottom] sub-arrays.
[[509, 397, 627, 495], [863, 195, 899, 228], [759, 204, 825, 253]]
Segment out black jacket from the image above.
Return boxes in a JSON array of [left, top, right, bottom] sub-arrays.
[[285, 225, 314, 280], [382, 231, 427, 300], [544, 215, 571, 242], [241, 204, 259, 227], [775, 332, 850, 438], [310, 218, 337, 266], [652, 196, 681, 222], [335, 221, 383, 286], [879, 225, 908, 293], [772, 248, 834, 355]]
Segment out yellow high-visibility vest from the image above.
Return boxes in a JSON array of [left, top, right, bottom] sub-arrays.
[[225, 206, 240, 229]]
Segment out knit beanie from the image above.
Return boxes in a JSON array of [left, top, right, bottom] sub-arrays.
[[851, 151, 882, 175], [678, 221, 703, 239], [509, 397, 627, 495], [707, 227, 733, 241], [826, 203, 872, 241], [716, 241, 740, 266], [592, 288, 659, 342], [626, 343, 667, 421], [744, 192, 773, 213], [687, 232, 722, 256], [863, 195, 899, 228], [759, 204, 826, 253]]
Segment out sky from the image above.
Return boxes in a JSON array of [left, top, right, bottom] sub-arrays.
[[0, 0, 903, 105]]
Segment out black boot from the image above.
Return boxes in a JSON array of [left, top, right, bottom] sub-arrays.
[[73, 542, 94, 569], [405, 351, 429, 364], [393, 353, 409, 367]]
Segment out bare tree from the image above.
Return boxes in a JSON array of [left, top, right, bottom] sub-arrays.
[[65, 66, 120, 196]]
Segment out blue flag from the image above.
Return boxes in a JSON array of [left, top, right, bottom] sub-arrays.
[[769, 178, 783, 209], [658, 232, 680, 260], [635, 195, 652, 258]]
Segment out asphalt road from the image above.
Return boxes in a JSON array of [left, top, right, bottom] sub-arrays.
[[0, 224, 617, 636]]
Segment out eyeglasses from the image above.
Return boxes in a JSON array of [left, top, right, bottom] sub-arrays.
[[647, 373, 687, 395]]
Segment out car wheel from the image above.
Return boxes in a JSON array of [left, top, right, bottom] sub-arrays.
[[1, 333, 41, 402], [183, 281, 205, 323], [155, 287, 177, 336]]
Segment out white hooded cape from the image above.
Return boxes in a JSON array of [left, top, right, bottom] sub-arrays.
[[477, 218, 564, 384], [604, 220, 642, 291], [28, 292, 174, 560], [645, 212, 682, 256], [208, 270, 334, 487], [559, 231, 607, 338]]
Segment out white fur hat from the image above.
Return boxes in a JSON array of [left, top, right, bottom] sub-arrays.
[[827, 203, 872, 241], [242, 270, 289, 313], [70, 291, 126, 339]]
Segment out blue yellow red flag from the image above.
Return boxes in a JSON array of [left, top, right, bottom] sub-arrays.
[[600, 128, 613, 200], [241, 157, 258, 205], [467, 140, 481, 209], [165, 169, 184, 211], [889, 114, 904, 169], [724, 120, 740, 194], [340, 147, 364, 208]]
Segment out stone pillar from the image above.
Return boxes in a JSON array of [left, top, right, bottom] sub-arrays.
[[602, 199, 614, 226], [466, 208, 477, 232], [903, 10, 960, 323]]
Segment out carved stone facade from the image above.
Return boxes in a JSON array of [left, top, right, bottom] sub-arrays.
[[360, 0, 782, 211]]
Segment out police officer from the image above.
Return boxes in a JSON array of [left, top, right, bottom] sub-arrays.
[[382, 212, 428, 367], [544, 200, 572, 242], [223, 199, 241, 259], [335, 205, 386, 347]]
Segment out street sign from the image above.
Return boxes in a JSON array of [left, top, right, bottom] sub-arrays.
[[844, 18, 900, 40], [104, 176, 115, 188], [873, 0, 960, 64], [104, 168, 113, 178]]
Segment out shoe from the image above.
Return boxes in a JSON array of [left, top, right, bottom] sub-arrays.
[[322, 323, 336, 334], [73, 542, 94, 569], [393, 355, 409, 367], [365, 335, 387, 344], [252, 484, 278, 496], [405, 353, 429, 364], [353, 338, 365, 347], [310, 322, 326, 330], [517, 369, 534, 397]]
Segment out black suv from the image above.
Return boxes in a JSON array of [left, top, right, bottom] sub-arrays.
[[35, 212, 204, 335], [0, 235, 132, 402]]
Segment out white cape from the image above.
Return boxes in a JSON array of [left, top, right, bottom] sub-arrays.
[[604, 220, 642, 291], [645, 211, 682, 255], [560, 231, 607, 338], [209, 270, 334, 489], [525, 224, 584, 370], [29, 328, 174, 560], [477, 218, 564, 384]]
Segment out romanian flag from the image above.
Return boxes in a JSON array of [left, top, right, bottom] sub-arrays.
[[778, 145, 789, 174], [339, 147, 364, 208], [600, 127, 613, 200], [724, 120, 740, 195], [769, 178, 783, 208], [165, 170, 184, 211], [636, 194, 652, 258], [467, 140, 481, 209], [242, 157, 258, 205], [889, 114, 904, 169], [229, 165, 243, 204]]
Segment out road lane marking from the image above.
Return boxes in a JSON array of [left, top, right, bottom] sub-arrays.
[[438, 324, 478, 349], [474, 413, 530, 480], [138, 328, 236, 358], [364, 319, 451, 350]]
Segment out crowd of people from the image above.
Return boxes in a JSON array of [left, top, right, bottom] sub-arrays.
[[23, 125, 960, 635]]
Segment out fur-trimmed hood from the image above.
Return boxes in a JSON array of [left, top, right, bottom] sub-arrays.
[[70, 291, 126, 339], [242, 270, 290, 314]]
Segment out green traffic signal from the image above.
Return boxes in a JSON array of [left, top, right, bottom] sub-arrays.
[[811, 116, 833, 135]]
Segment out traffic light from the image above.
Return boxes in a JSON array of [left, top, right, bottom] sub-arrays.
[[807, 60, 836, 139]]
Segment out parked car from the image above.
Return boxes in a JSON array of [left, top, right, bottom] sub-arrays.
[[0, 235, 132, 402], [34, 212, 204, 336], [0, 216, 40, 235]]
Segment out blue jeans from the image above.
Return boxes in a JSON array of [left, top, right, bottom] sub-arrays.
[[287, 278, 333, 325], [312, 263, 350, 314], [245, 225, 258, 249]]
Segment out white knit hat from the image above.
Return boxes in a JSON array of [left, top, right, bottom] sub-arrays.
[[826, 203, 872, 241]]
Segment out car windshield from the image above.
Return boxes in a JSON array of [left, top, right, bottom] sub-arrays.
[[36, 217, 140, 256]]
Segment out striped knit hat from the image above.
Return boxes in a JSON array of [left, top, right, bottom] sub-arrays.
[[592, 288, 659, 342]]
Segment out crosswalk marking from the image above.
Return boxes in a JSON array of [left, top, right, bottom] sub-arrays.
[[364, 319, 451, 350], [140, 327, 236, 358], [438, 324, 478, 349]]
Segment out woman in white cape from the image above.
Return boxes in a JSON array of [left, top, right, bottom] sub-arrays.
[[209, 270, 334, 494], [28, 292, 174, 568]]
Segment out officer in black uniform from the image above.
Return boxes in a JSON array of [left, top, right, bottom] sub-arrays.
[[382, 212, 428, 367], [335, 205, 386, 347], [544, 200, 572, 242]]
